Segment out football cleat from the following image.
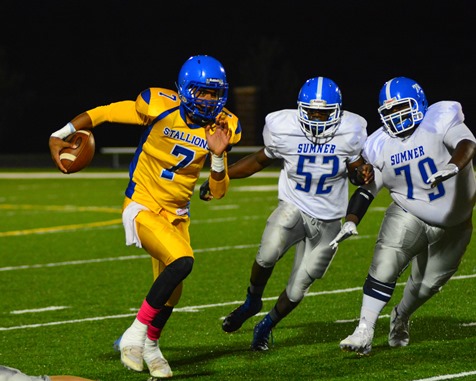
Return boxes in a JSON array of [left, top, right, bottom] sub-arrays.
[[119, 326, 146, 372], [388, 306, 410, 347], [251, 314, 274, 351], [144, 338, 173, 378], [222, 288, 262, 333], [121, 345, 144, 372], [340, 321, 374, 355]]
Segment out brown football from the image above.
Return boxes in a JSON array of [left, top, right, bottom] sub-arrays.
[[59, 130, 95, 173]]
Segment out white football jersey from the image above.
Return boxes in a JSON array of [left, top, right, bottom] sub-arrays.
[[0, 366, 50, 381], [262, 109, 367, 219], [363, 101, 476, 227]]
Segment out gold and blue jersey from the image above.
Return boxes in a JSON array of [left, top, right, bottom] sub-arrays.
[[86, 87, 242, 217]]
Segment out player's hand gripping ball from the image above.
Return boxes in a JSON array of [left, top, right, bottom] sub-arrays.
[[59, 130, 95, 173]]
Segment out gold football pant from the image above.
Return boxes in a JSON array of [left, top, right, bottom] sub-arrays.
[[124, 198, 192, 307]]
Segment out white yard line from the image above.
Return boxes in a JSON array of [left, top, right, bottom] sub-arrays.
[[412, 371, 476, 381], [1, 259, 474, 329], [0, 171, 280, 179]]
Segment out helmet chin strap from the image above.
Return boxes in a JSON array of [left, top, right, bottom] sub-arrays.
[[187, 111, 212, 127]]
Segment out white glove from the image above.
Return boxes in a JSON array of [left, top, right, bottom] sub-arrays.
[[329, 221, 358, 250], [426, 163, 459, 188]]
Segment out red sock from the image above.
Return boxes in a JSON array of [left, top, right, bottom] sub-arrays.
[[147, 325, 163, 341], [136, 299, 160, 325]]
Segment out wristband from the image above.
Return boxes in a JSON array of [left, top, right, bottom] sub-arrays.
[[51, 122, 76, 139], [347, 187, 374, 221], [211, 153, 225, 172]]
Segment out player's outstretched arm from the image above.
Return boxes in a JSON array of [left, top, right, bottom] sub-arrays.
[[227, 148, 273, 179], [199, 147, 274, 201]]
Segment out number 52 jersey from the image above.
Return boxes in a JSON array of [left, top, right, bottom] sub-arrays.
[[262, 108, 368, 220]]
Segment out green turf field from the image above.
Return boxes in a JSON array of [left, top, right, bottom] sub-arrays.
[[1, 170, 475, 381]]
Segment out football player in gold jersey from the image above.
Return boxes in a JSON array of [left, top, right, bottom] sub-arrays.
[[49, 55, 242, 378]]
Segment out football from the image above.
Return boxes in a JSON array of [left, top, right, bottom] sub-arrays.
[[59, 130, 95, 173]]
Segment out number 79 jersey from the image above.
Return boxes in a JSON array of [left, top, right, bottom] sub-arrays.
[[363, 101, 476, 227], [262, 109, 368, 220]]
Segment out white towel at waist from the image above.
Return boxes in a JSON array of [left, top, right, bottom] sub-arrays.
[[122, 201, 150, 248]]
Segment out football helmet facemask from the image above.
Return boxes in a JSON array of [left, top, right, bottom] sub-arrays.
[[177, 55, 229, 126], [378, 76, 428, 137], [297, 77, 343, 145]]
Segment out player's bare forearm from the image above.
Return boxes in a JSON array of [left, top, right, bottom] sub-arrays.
[[451, 139, 476, 169], [228, 148, 272, 179], [70, 112, 94, 130]]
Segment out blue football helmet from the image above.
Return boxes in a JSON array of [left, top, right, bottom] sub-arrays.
[[177, 55, 229, 126], [297, 77, 343, 144], [378, 76, 428, 137]]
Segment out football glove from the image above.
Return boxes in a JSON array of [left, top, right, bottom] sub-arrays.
[[426, 163, 459, 188], [329, 221, 358, 250], [199, 179, 213, 201]]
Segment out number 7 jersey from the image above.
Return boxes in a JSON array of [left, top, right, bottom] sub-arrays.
[[363, 101, 476, 227], [86, 87, 241, 217]]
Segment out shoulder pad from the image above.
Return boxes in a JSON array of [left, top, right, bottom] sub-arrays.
[[425, 101, 464, 128], [135, 87, 180, 119]]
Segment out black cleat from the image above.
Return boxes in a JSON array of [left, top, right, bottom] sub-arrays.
[[222, 288, 262, 333], [251, 314, 273, 351]]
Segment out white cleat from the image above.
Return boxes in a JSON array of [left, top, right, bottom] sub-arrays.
[[147, 356, 173, 378], [144, 338, 173, 378], [340, 322, 374, 355], [119, 325, 146, 372], [388, 306, 410, 347], [120, 345, 144, 372]]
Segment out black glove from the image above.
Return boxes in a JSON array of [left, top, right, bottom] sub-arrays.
[[199, 179, 212, 201]]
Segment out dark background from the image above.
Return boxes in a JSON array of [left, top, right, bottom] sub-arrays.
[[0, 0, 475, 157]]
